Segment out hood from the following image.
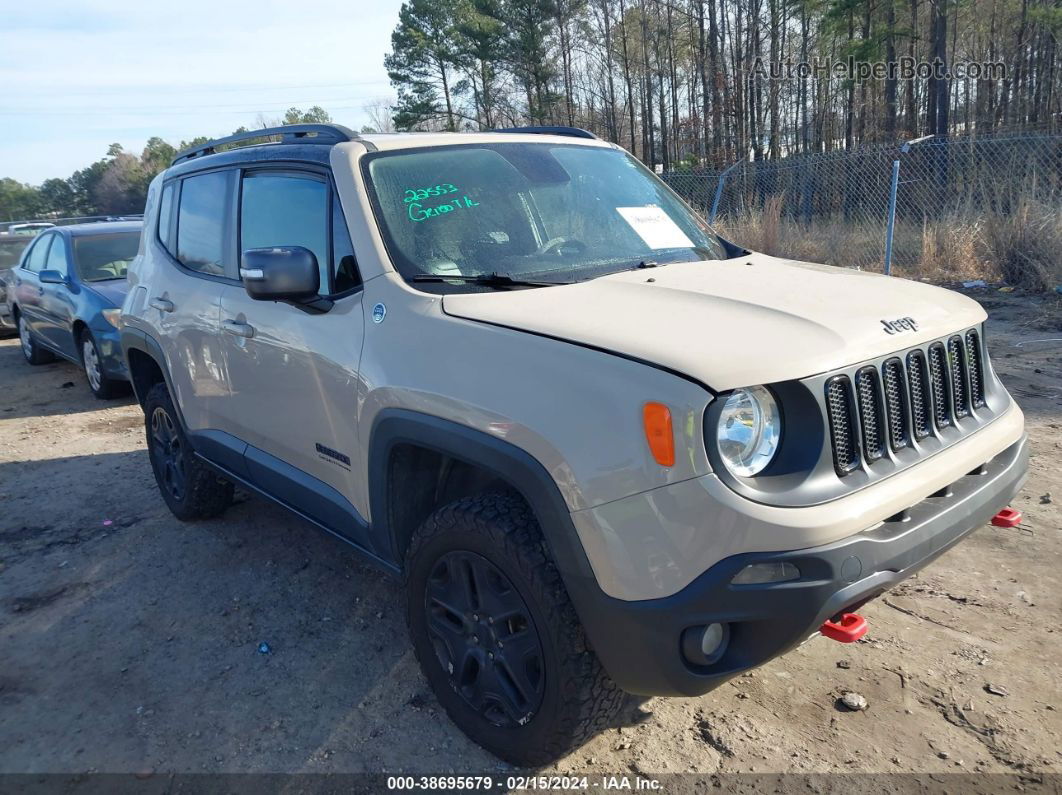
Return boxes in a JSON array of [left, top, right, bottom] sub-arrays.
[[83, 280, 129, 307], [441, 253, 987, 392]]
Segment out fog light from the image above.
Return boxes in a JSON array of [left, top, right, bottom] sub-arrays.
[[731, 561, 800, 585], [681, 622, 730, 667]]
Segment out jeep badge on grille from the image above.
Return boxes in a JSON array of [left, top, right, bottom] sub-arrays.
[[881, 316, 918, 334]]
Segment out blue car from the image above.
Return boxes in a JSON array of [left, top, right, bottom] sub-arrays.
[[12, 221, 142, 398]]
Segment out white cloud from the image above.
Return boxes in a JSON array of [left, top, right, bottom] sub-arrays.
[[0, 0, 400, 183]]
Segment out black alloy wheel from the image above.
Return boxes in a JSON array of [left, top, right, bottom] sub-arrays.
[[150, 405, 186, 502], [424, 550, 546, 727]]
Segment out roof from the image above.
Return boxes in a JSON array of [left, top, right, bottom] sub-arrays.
[[55, 221, 143, 237], [163, 127, 615, 178], [356, 131, 614, 152], [166, 141, 337, 179]]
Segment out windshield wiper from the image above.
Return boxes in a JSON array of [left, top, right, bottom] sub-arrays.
[[409, 272, 573, 289], [611, 246, 723, 275]]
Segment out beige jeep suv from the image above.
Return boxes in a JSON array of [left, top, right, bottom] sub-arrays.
[[120, 124, 1027, 765]]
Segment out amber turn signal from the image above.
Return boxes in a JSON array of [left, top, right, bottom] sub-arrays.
[[643, 402, 675, 467]]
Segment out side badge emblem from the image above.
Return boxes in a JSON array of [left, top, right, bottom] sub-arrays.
[[372, 303, 386, 324]]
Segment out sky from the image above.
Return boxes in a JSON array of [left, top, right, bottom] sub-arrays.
[[0, 0, 402, 185]]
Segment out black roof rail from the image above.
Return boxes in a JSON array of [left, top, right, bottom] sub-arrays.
[[493, 125, 599, 140], [170, 123, 369, 166]]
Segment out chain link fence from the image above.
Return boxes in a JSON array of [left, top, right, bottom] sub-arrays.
[[663, 132, 1062, 288]]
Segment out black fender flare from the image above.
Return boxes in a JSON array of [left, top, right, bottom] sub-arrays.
[[367, 408, 602, 580], [120, 327, 188, 430], [367, 408, 650, 692]]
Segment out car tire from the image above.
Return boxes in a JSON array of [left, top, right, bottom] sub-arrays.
[[405, 491, 625, 766], [18, 313, 55, 365], [143, 382, 233, 521], [80, 330, 127, 400]]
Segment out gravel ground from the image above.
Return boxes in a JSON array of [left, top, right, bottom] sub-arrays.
[[0, 289, 1060, 787]]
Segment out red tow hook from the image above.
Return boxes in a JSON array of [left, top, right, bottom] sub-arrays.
[[820, 613, 868, 643], [991, 507, 1022, 528]]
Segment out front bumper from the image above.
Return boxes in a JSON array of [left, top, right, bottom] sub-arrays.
[[91, 324, 129, 380], [572, 435, 1028, 696]]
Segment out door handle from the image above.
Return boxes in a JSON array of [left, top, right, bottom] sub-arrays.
[[150, 297, 174, 313], [222, 319, 255, 338]]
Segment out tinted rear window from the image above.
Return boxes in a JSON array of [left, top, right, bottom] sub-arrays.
[[177, 171, 230, 276]]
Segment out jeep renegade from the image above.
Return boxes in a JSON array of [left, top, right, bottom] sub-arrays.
[[120, 124, 1028, 765]]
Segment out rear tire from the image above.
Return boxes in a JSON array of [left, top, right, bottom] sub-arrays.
[[405, 492, 624, 766], [18, 314, 54, 365], [143, 382, 233, 521], [80, 330, 127, 399]]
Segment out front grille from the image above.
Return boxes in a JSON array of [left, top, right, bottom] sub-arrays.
[[826, 377, 859, 475], [966, 330, 985, 408], [948, 336, 969, 418], [855, 367, 886, 462], [907, 351, 932, 440], [881, 358, 910, 450], [928, 343, 952, 429], [824, 328, 992, 476]]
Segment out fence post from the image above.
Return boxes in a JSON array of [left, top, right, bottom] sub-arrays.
[[884, 158, 901, 276], [883, 135, 934, 276], [708, 159, 742, 224]]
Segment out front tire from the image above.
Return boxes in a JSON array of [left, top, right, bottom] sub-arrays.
[[405, 492, 624, 766], [80, 330, 126, 399], [143, 382, 233, 521], [18, 314, 54, 365]]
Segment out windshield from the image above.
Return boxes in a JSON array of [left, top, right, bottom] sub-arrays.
[[0, 237, 32, 270], [73, 231, 140, 281], [363, 143, 725, 290]]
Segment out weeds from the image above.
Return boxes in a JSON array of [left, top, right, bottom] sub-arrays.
[[714, 199, 1060, 290]]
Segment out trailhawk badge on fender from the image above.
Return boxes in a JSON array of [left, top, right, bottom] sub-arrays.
[[372, 303, 387, 323], [881, 316, 918, 334]]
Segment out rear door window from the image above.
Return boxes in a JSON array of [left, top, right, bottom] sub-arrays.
[[177, 170, 233, 277]]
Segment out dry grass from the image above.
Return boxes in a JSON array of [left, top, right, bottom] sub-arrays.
[[715, 211, 886, 269], [980, 200, 1062, 291], [715, 199, 1061, 290]]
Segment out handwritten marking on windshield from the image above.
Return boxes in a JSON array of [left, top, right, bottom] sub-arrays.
[[403, 184, 458, 203], [408, 194, 481, 222]]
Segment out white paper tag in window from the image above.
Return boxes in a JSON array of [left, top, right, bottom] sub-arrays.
[[616, 205, 694, 250]]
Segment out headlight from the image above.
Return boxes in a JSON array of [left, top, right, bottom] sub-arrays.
[[102, 308, 122, 328], [715, 386, 781, 477]]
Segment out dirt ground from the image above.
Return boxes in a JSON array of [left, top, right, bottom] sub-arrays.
[[1, 289, 1060, 787]]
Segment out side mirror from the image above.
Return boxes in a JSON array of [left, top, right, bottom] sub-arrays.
[[240, 247, 320, 302], [38, 269, 67, 285]]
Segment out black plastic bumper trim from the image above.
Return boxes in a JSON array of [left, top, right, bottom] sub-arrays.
[[571, 435, 1028, 696]]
